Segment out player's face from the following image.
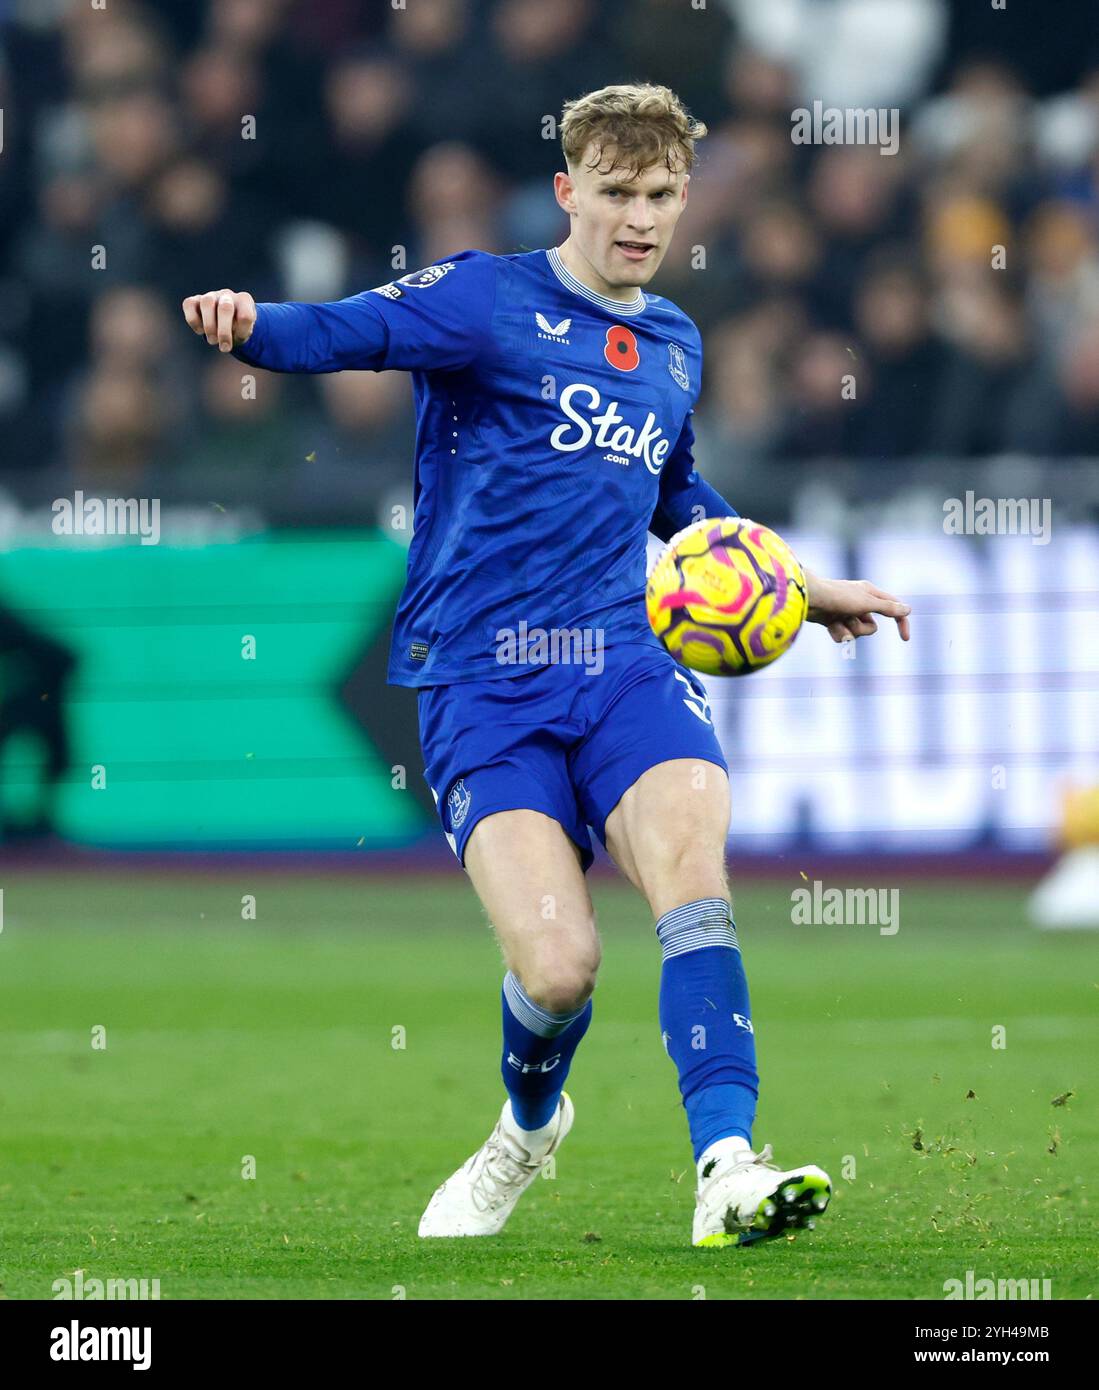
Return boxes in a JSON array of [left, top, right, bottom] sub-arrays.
[[555, 146, 689, 293]]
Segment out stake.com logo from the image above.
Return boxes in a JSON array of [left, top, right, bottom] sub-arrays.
[[549, 382, 670, 474]]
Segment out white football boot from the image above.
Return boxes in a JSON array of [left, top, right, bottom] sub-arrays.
[[418, 1092, 573, 1237], [692, 1142, 831, 1248]]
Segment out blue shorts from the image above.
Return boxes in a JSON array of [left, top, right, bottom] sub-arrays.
[[417, 640, 727, 872]]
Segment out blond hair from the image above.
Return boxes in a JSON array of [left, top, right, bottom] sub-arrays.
[[560, 83, 707, 179]]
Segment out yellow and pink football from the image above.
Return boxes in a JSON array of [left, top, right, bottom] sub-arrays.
[[646, 517, 808, 676]]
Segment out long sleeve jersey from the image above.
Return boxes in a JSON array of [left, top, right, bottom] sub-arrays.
[[233, 246, 738, 687]]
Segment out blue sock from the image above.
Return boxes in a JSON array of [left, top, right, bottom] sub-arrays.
[[501, 971, 592, 1130], [657, 897, 759, 1161]]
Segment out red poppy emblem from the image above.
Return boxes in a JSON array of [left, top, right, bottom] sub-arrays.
[[605, 325, 640, 371]]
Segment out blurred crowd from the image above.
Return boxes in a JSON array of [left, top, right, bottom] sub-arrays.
[[2, 0, 1099, 521]]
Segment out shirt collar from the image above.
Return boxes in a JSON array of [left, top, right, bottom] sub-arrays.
[[545, 246, 647, 317]]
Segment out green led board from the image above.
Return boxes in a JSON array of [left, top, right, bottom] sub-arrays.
[[0, 533, 425, 848]]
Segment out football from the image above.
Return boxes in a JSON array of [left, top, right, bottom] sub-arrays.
[[646, 516, 809, 676]]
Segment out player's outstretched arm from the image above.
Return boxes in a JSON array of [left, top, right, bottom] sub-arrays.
[[182, 255, 497, 376], [802, 569, 912, 643], [181, 286, 390, 374]]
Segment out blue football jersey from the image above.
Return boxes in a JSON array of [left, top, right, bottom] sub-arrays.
[[233, 247, 737, 687]]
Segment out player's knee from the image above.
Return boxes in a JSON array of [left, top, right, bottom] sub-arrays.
[[528, 972, 597, 1016], [521, 934, 600, 1015]]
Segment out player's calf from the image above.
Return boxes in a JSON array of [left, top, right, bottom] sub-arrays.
[[500, 968, 592, 1129], [465, 808, 600, 1129], [606, 759, 787, 1247], [416, 806, 597, 1237]]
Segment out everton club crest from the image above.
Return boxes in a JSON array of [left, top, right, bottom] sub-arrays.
[[447, 778, 471, 829], [668, 342, 690, 392]]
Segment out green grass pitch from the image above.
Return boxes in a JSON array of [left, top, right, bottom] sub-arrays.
[[0, 870, 1094, 1300]]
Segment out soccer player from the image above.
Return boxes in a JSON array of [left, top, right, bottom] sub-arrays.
[[183, 84, 911, 1248]]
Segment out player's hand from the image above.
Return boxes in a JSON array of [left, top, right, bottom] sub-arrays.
[[181, 289, 257, 352], [803, 570, 912, 643]]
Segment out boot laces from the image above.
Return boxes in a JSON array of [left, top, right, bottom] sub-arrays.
[[742, 1142, 780, 1172], [470, 1128, 540, 1213]]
